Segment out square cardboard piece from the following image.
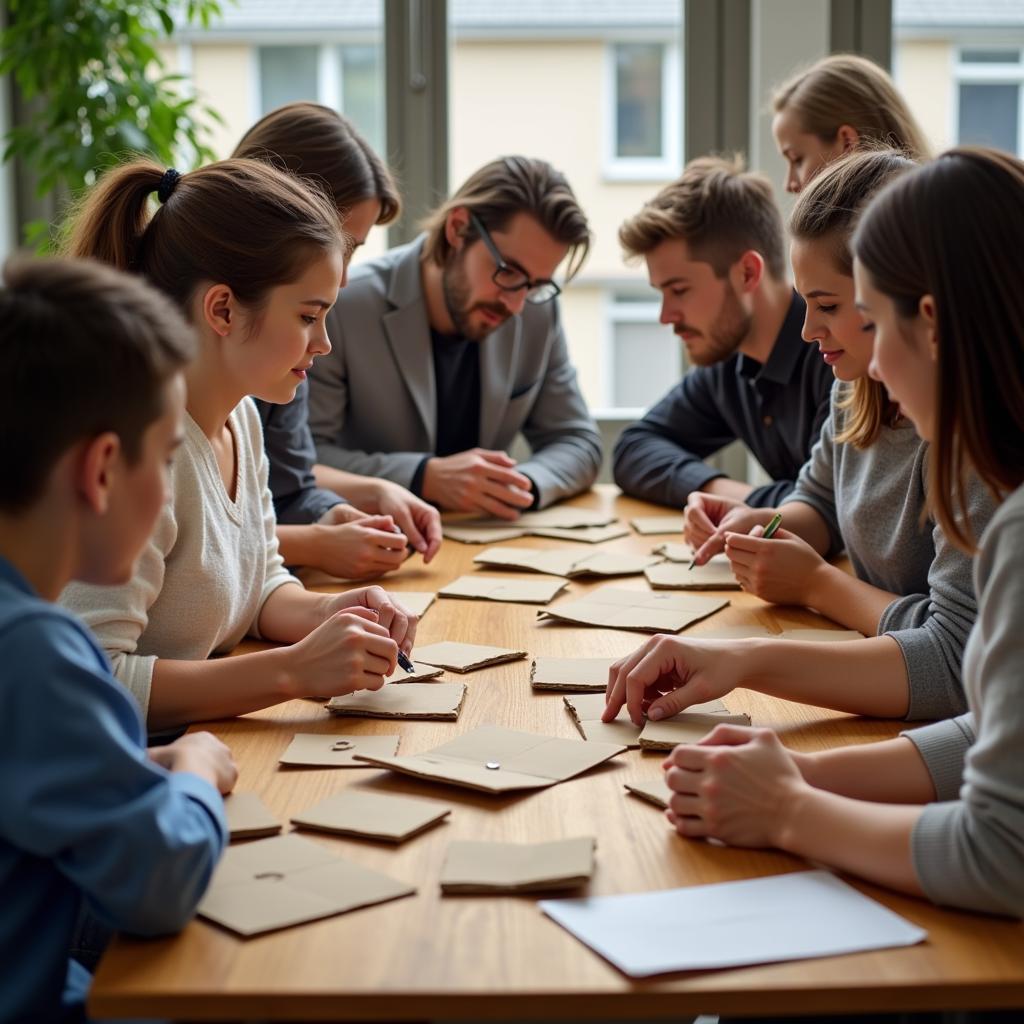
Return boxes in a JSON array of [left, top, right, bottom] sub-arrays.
[[529, 523, 631, 544], [539, 587, 729, 634], [645, 557, 740, 591], [439, 574, 567, 605], [652, 541, 694, 562], [291, 790, 451, 843], [197, 833, 415, 937], [325, 682, 465, 720], [443, 524, 529, 544], [389, 591, 436, 618], [440, 837, 596, 893], [530, 656, 617, 692], [223, 792, 282, 841], [354, 724, 625, 795], [624, 779, 669, 809], [415, 641, 527, 673], [279, 733, 400, 768], [778, 628, 865, 642], [474, 547, 660, 579], [631, 515, 686, 535]]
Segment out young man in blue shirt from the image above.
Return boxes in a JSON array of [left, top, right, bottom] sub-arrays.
[[0, 257, 235, 1022]]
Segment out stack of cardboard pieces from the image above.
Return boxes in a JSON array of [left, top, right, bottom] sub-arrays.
[[291, 790, 452, 843], [473, 546, 663, 579], [538, 586, 729, 633], [438, 574, 567, 605], [443, 508, 628, 545], [197, 833, 415, 936], [563, 692, 751, 750], [440, 837, 596, 893], [353, 724, 626, 794]]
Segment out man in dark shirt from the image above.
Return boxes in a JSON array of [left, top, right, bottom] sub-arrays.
[[613, 156, 832, 509], [308, 157, 603, 520]]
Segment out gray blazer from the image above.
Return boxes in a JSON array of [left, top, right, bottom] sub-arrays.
[[308, 236, 602, 508]]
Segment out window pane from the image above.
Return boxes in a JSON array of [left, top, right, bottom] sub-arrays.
[[961, 49, 1022, 64], [615, 43, 664, 159], [612, 320, 682, 409], [259, 46, 319, 115], [958, 83, 1019, 154], [339, 44, 385, 157]]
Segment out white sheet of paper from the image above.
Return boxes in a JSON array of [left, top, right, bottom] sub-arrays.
[[539, 870, 926, 977]]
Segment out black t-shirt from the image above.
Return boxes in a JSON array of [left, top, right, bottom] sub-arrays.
[[430, 328, 481, 457]]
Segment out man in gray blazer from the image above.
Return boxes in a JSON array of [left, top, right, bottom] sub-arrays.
[[308, 156, 602, 520]]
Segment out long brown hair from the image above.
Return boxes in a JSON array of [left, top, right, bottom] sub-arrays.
[[774, 54, 930, 161], [420, 156, 591, 282], [790, 148, 916, 448], [853, 147, 1024, 550], [232, 101, 401, 225], [62, 158, 343, 317]]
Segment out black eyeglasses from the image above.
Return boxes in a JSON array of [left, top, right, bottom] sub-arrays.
[[469, 212, 561, 305]]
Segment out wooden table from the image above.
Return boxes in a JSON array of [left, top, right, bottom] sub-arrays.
[[89, 488, 1024, 1020]]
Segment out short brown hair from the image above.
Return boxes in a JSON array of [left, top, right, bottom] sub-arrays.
[[62, 158, 343, 318], [619, 155, 786, 279], [791, 148, 916, 449], [232, 102, 401, 225], [774, 54, 930, 161], [420, 156, 591, 281], [0, 257, 195, 513], [853, 147, 1024, 551]]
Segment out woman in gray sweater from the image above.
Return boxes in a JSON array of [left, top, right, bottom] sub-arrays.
[[683, 149, 993, 720], [607, 146, 1024, 917]]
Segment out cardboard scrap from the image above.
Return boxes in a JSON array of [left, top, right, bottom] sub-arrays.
[[539, 587, 729, 634], [438, 574, 567, 605], [528, 523, 631, 544], [474, 546, 662, 579], [197, 833, 414, 937], [222, 792, 282, 841], [645, 557, 740, 591], [388, 591, 436, 618], [414, 641, 527, 673], [624, 779, 669, 809], [386, 661, 445, 683], [530, 655, 618, 692], [353, 724, 626, 795], [278, 733, 400, 768], [291, 790, 451, 843], [652, 541, 694, 562], [325, 682, 466, 720], [631, 515, 686, 535], [440, 837, 596, 893]]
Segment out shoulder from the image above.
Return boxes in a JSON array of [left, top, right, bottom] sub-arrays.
[[978, 484, 1024, 578], [232, 396, 267, 453], [340, 240, 420, 312]]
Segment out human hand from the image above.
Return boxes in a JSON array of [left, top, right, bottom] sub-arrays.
[[421, 448, 534, 520], [149, 732, 238, 795], [287, 606, 398, 697], [685, 493, 775, 566], [724, 525, 827, 605], [662, 724, 807, 847], [323, 585, 417, 656], [373, 480, 443, 563], [318, 503, 371, 526], [603, 634, 746, 727], [311, 514, 409, 580]]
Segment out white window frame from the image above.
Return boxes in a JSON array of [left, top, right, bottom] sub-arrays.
[[952, 45, 1024, 158], [603, 40, 682, 182]]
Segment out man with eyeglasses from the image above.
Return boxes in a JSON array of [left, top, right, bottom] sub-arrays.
[[308, 156, 602, 519]]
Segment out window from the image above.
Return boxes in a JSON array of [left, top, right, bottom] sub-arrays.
[[606, 41, 682, 179], [955, 48, 1024, 156], [606, 292, 684, 412]]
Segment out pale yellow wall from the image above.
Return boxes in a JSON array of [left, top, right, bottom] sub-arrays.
[[894, 40, 955, 154], [191, 44, 255, 160], [557, 286, 607, 409]]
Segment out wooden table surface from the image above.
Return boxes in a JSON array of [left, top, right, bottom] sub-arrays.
[[89, 487, 1024, 1020]]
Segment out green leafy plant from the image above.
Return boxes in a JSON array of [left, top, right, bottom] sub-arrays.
[[1, 0, 226, 249]]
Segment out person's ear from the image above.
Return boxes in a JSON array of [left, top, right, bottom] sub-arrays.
[[200, 283, 236, 338], [836, 124, 860, 153], [734, 250, 765, 294], [445, 206, 471, 250], [918, 293, 939, 363], [76, 432, 121, 516]]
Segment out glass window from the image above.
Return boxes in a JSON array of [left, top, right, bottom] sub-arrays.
[[958, 83, 1019, 153], [961, 49, 1022, 64], [615, 43, 664, 159], [258, 46, 319, 114], [609, 294, 683, 410], [338, 44, 385, 156]]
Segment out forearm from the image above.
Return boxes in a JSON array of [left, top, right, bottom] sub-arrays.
[[794, 736, 937, 803], [275, 524, 323, 568], [313, 465, 384, 509], [779, 784, 925, 897], [256, 583, 331, 643], [776, 501, 833, 553], [739, 636, 910, 717], [704, 477, 753, 501], [803, 563, 899, 635], [148, 647, 297, 731]]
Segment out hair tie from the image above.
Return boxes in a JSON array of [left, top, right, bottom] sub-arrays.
[[156, 168, 181, 204]]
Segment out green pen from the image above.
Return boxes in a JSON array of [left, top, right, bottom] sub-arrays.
[[762, 512, 783, 539]]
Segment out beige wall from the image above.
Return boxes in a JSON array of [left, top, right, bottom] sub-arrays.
[[894, 40, 955, 154]]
